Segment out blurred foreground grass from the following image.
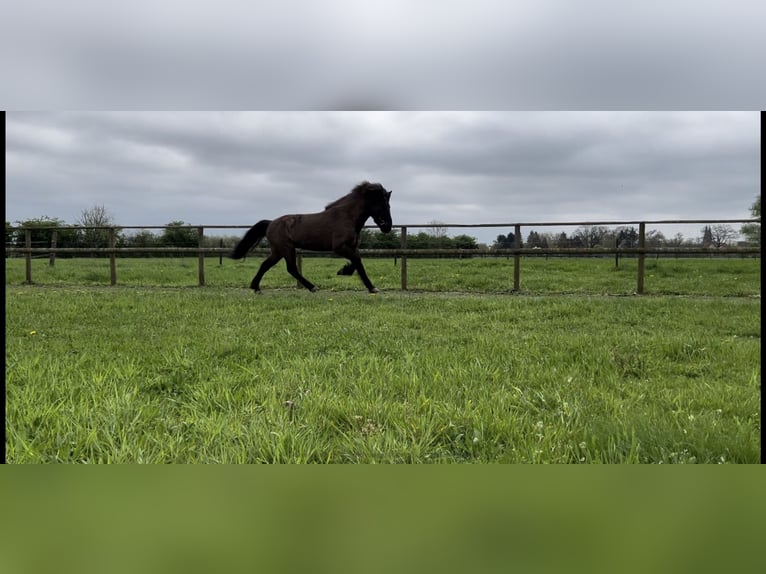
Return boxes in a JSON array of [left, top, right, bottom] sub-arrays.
[[1, 468, 764, 574]]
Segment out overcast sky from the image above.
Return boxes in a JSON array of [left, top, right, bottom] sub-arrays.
[[2, 1, 765, 108], [6, 111, 760, 244]]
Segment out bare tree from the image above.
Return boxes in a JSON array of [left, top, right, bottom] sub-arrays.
[[427, 220, 448, 239], [646, 230, 666, 248], [665, 233, 685, 247], [709, 224, 738, 248], [573, 225, 609, 248], [77, 204, 118, 249]]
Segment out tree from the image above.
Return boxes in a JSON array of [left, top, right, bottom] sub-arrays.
[[124, 230, 159, 256], [740, 195, 761, 244], [409, 234, 437, 249], [568, 234, 585, 248], [615, 226, 639, 248], [77, 204, 119, 250], [709, 224, 738, 248], [493, 232, 516, 249], [360, 228, 400, 249], [539, 233, 556, 248], [161, 221, 199, 248], [14, 216, 80, 251], [427, 220, 448, 239], [646, 230, 666, 248], [526, 230, 545, 248], [126, 229, 159, 247], [452, 234, 479, 249], [665, 233, 685, 248], [5, 221, 16, 250], [375, 229, 401, 249], [573, 225, 609, 248]]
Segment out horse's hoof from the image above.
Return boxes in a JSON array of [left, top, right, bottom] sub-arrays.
[[252, 289, 262, 295], [310, 287, 319, 293], [369, 288, 380, 294]]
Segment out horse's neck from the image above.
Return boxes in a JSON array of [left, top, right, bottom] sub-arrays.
[[331, 200, 369, 230]]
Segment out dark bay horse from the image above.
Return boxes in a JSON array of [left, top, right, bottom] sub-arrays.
[[231, 181, 393, 293]]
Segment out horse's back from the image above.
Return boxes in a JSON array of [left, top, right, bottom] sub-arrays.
[[267, 212, 335, 251]]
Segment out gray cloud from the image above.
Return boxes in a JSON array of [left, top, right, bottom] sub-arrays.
[[2, 1, 765, 108], [6, 111, 759, 244]]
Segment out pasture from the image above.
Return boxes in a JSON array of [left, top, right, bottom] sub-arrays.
[[4, 257, 761, 463], [4, 254, 762, 295]]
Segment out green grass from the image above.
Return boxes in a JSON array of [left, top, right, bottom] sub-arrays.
[[4, 255, 762, 296], [5, 280, 760, 463]]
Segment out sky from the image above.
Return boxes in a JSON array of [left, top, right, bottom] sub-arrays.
[[2, 1, 765, 109], [5, 111, 760, 245]]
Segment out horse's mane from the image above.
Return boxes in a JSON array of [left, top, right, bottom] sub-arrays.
[[324, 181, 373, 210]]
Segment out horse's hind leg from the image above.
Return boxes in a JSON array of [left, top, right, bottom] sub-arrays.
[[337, 262, 355, 276], [250, 252, 282, 292], [284, 249, 318, 292]]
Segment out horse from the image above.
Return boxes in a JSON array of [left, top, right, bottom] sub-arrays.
[[231, 181, 393, 293]]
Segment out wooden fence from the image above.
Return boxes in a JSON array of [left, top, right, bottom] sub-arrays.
[[5, 219, 760, 293]]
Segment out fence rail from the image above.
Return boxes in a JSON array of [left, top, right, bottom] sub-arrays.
[[6, 219, 760, 292]]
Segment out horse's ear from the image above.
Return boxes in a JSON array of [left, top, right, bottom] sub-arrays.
[[386, 191, 392, 199]]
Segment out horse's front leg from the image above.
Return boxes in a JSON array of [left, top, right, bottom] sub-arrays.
[[337, 251, 378, 293]]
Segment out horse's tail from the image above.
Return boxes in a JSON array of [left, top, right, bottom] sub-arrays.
[[231, 220, 271, 259]]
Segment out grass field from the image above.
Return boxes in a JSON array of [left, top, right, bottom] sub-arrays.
[[4, 254, 762, 296], [5, 257, 761, 463]]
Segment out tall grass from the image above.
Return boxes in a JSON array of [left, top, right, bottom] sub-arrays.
[[5, 282, 760, 463]]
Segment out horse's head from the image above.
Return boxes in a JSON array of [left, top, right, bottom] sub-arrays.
[[364, 182, 393, 233]]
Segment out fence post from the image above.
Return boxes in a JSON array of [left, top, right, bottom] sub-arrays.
[[198, 226, 205, 287], [25, 228, 32, 284], [50, 231, 57, 267], [109, 227, 117, 286], [400, 226, 408, 290], [513, 224, 521, 291], [637, 222, 646, 294]]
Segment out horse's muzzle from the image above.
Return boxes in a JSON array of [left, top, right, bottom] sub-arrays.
[[374, 217, 392, 233]]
